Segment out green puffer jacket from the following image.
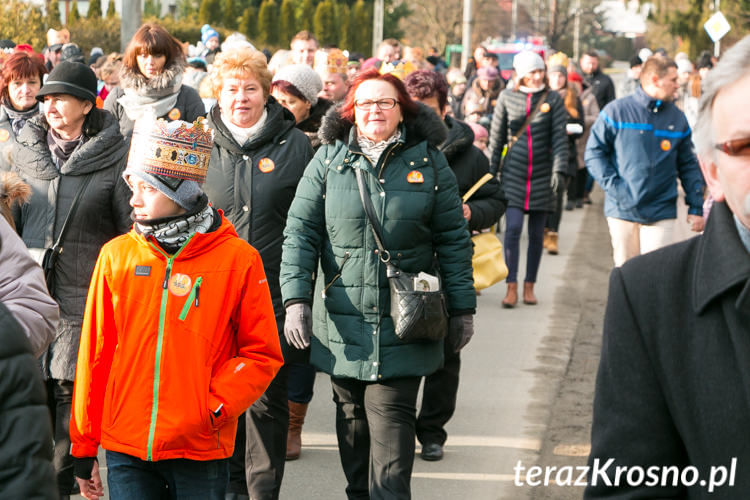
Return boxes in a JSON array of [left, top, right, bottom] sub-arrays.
[[280, 103, 476, 382]]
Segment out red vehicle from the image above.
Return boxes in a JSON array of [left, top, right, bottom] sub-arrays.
[[486, 37, 548, 81]]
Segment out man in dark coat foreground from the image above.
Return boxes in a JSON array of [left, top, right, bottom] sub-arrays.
[[585, 35, 750, 498]]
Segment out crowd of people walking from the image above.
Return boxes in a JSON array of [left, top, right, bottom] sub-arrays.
[[0, 17, 731, 500]]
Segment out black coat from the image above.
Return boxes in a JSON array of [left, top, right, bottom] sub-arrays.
[[586, 201, 750, 498], [204, 98, 314, 317], [582, 68, 616, 110], [11, 112, 132, 381], [297, 98, 333, 151], [440, 115, 506, 231], [488, 87, 568, 211], [0, 302, 57, 499]]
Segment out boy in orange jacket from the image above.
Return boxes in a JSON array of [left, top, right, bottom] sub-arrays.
[[70, 117, 283, 500]]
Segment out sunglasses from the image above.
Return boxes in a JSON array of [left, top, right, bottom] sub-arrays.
[[715, 137, 750, 157]]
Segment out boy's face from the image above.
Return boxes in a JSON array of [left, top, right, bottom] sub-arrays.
[[126, 176, 186, 221]]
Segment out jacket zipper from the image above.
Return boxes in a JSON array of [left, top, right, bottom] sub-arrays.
[[146, 235, 194, 461], [524, 93, 533, 211], [179, 277, 203, 321]]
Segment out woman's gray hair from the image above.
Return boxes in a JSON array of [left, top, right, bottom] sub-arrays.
[[694, 35, 750, 159]]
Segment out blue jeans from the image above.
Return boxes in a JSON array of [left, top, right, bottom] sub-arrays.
[[106, 450, 228, 500]]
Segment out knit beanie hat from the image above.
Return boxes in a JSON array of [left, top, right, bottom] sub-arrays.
[[273, 64, 322, 105], [513, 50, 545, 81], [124, 117, 214, 210], [201, 25, 220, 45]]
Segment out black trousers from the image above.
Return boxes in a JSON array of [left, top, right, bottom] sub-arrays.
[[47, 378, 75, 497], [331, 375, 421, 500], [546, 177, 570, 232], [228, 324, 291, 500], [416, 341, 460, 446], [567, 168, 588, 202]]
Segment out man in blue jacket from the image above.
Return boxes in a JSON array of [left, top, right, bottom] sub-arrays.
[[585, 56, 705, 266]]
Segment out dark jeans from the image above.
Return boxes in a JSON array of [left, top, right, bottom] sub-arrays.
[[546, 178, 570, 232], [504, 207, 547, 283], [567, 168, 588, 202], [106, 450, 228, 500], [47, 378, 75, 496], [416, 341, 460, 447], [287, 360, 315, 404], [228, 326, 289, 500], [331, 376, 421, 500]]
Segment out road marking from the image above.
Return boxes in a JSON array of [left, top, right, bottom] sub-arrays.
[[301, 433, 541, 451]]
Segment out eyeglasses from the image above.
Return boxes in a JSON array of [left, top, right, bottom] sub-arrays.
[[354, 98, 398, 110], [714, 137, 750, 157]]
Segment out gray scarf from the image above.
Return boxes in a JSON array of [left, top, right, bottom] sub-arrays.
[[3, 100, 39, 136], [117, 60, 185, 122], [46, 129, 87, 169]]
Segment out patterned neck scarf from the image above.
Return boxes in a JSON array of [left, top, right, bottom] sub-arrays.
[[46, 128, 87, 170], [357, 129, 402, 167], [2, 100, 39, 136], [137, 196, 215, 254]]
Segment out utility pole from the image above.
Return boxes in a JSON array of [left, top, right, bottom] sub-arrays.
[[573, 0, 581, 60], [373, 0, 384, 58], [714, 0, 721, 58], [461, 0, 473, 70], [121, 0, 142, 52], [511, 0, 517, 39]]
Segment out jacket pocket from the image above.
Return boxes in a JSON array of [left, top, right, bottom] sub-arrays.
[[321, 252, 351, 299], [179, 277, 203, 321]]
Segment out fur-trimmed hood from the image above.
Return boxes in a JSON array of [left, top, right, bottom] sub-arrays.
[[318, 101, 448, 149], [119, 59, 185, 98]]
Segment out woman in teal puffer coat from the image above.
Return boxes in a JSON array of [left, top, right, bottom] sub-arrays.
[[280, 69, 475, 499]]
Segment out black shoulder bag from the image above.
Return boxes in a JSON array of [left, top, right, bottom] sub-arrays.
[[39, 174, 93, 293], [355, 167, 447, 343]]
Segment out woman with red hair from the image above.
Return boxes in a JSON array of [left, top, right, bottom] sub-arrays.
[[0, 50, 47, 172], [280, 69, 476, 498], [104, 23, 204, 138]]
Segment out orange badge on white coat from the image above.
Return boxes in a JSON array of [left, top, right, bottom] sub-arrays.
[[407, 170, 424, 183], [258, 158, 275, 173], [0, 129, 9, 142], [168, 273, 192, 297]]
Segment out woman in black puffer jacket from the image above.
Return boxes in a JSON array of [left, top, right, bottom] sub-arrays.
[[488, 50, 568, 307], [11, 62, 132, 498]]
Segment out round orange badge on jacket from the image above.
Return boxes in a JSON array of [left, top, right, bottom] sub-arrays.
[[0, 129, 9, 142], [168, 108, 181, 120], [258, 158, 275, 173], [168, 273, 192, 297], [540, 103, 550, 113], [660, 139, 671, 151]]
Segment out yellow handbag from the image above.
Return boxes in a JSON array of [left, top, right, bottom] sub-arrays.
[[463, 174, 508, 290]]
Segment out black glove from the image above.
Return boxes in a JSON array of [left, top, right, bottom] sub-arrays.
[[284, 303, 312, 350], [74, 456, 98, 480], [448, 315, 474, 353], [550, 171, 567, 195]]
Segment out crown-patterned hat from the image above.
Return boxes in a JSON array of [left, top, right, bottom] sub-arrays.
[[125, 117, 214, 209], [314, 49, 348, 76], [378, 60, 417, 81]]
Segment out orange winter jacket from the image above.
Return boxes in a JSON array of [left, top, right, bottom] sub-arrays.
[[70, 212, 283, 462]]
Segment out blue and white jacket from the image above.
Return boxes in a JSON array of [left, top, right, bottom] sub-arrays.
[[584, 86, 705, 223]]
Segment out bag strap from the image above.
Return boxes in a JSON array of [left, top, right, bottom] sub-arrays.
[[355, 167, 390, 260], [462, 173, 494, 203], [52, 174, 93, 251], [506, 89, 549, 153]]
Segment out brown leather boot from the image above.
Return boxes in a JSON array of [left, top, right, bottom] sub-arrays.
[[286, 401, 309, 461], [542, 228, 550, 249], [547, 232, 559, 255], [502, 282, 518, 308], [523, 282, 538, 305]]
